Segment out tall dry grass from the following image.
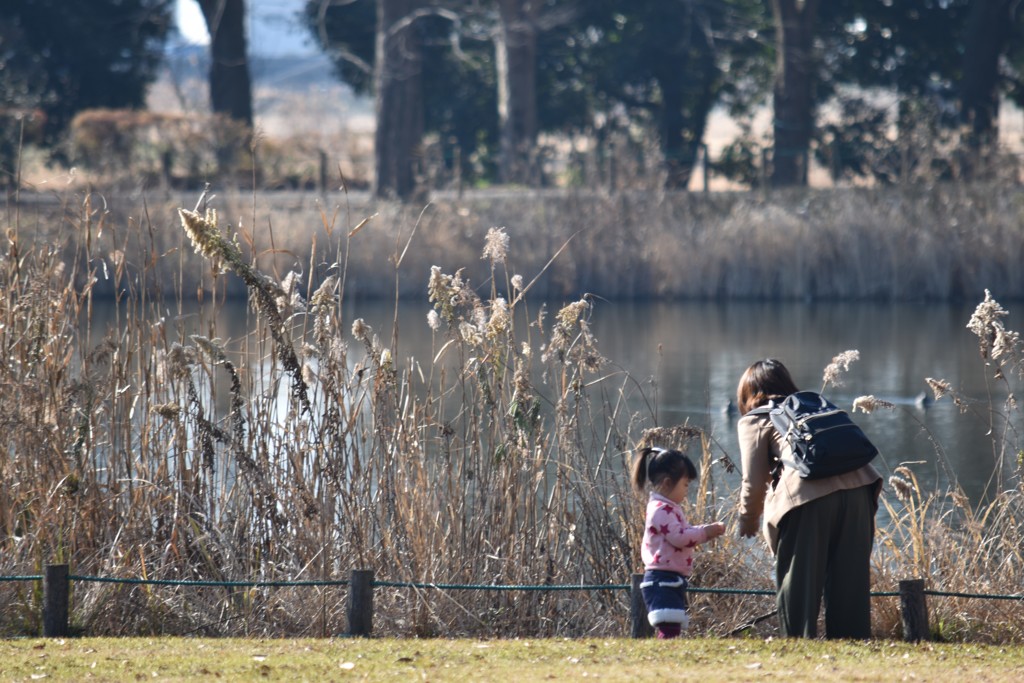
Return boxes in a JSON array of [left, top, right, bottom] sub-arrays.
[[0, 189, 1022, 641], [867, 291, 1024, 642], [17, 179, 1024, 304]]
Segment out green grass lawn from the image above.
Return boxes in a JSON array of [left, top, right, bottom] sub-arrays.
[[1, 637, 1023, 682]]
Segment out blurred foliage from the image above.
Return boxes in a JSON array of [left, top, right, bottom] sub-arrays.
[[6, 0, 1024, 190], [0, 0, 172, 179], [2, 0, 173, 130], [305, 0, 770, 187]]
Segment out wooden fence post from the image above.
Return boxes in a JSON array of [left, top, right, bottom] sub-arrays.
[[348, 569, 374, 636], [318, 150, 328, 195], [760, 148, 770, 193], [43, 564, 69, 637], [630, 573, 653, 638], [701, 143, 710, 193], [899, 578, 930, 642]]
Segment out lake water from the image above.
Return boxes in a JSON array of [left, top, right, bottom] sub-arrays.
[[93, 297, 1020, 504], [572, 299, 1012, 503], [340, 298, 1016, 504]]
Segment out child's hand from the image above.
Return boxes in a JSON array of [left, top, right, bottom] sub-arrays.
[[705, 522, 726, 539]]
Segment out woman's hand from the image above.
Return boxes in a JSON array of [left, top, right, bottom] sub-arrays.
[[737, 514, 759, 538]]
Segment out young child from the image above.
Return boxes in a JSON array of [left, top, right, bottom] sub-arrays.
[[632, 445, 726, 639]]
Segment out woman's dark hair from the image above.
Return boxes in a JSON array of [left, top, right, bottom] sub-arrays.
[[631, 446, 698, 492], [736, 358, 800, 415]]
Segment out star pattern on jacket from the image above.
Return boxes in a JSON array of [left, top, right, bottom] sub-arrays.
[[641, 492, 712, 576]]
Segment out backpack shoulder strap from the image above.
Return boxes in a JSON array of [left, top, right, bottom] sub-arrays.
[[743, 399, 785, 483], [745, 399, 778, 417]]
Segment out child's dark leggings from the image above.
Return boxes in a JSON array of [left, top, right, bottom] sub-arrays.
[[656, 623, 682, 639]]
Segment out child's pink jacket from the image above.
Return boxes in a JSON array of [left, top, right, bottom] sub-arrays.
[[641, 492, 715, 576]]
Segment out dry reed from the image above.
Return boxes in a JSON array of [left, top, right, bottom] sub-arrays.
[[0, 190, 1021, 642]]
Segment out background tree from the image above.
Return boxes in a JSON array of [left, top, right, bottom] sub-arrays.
[[958, 0, 1024, 169], [769, 0, 819, 187], [307, 0, 768, 192], [373, 0, 426, 198], [764, 0, 970, 185], [812, 0, 1014, 183], [0, 0, 172, 180], [570, 0, 768, 189], [495, 0, 539, 184], [307, 0, 497, 191], [195, 0, 255, 127]]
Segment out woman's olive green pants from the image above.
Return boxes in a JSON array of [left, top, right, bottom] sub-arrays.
[[775, 484, 877, 639]]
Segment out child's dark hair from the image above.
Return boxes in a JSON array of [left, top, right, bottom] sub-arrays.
[[631, 446, 698, 492]]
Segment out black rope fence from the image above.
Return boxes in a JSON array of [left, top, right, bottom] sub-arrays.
[[2, 567, 1020, 640]]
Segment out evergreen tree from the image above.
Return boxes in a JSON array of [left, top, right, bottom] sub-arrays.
[[0, 0, 172, 147], [569, 0, 769, 189]]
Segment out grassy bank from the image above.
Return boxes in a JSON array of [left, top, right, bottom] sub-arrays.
[[2, 637, 1023, 682], [0, 186, 1022, 641]]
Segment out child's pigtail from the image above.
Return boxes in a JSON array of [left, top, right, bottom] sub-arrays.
[[632, 446, 696, 493], [631, 447, 655, 492]]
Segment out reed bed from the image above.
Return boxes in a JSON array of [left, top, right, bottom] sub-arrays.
[[0, 188, 1022, 641], [14, 180, 1024, 303]]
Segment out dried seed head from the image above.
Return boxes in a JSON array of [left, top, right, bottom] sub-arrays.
[[428, 266, 474, 323], [822, 350, 860, 388], [993, 327, 1020, 361], [352, 318, 370, 343], [889, 475, 914, 503], [179, 207, 221, 260], [482, 226, 509, 263], [178, 206, 246, 276], [310, 275, 338, 309], [192, 335, 226, 364], [302, 362, 317, 387], [472, 305, 487, 329], [925, 377, 951, 401], [151, 403, 181, 419], [544, 298, 592, 364], [967, 289, 1008, 339], [966, 289, 1022, 364], [428, 265, 445, 299], [459, 320, 482, 345], [276, 271, 306, 317], [427, 309, 441, 331], [513, 358, 532, 400], [852, 395, 894, 414], [310, 275, 338, 348], [487, 297, 510, 340], [166, 342, 196, 377]]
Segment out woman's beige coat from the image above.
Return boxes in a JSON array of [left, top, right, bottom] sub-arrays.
[[737, 412, 883, 553]]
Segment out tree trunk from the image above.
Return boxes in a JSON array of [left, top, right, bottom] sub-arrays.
[[659, 77, 691, 189], [197, 0, 254, 126], [495, 0, 539, 186], [374, 0, 424, 200], [960, 0, 1014, 149], [770, 0, 819, 187], [656, 11, 718, 191]]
